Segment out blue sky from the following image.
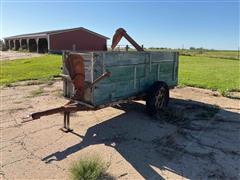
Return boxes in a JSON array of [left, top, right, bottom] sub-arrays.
[[1, 0, 239, 50]]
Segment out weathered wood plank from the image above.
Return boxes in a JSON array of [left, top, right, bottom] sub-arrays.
[[92, 51, 178, 106]]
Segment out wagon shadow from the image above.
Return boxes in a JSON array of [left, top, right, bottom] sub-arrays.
[[42, 98, 240, 179]]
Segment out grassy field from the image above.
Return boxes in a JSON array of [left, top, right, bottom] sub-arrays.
[[0, 53, 239, 95], [0, 55, 61, 85], [179, 56, 240, 94], [148, 48, 239, 60], [179, 50, 239, 60]]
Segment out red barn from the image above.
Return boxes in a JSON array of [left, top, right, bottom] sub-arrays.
[[4, 27, 109, 53]]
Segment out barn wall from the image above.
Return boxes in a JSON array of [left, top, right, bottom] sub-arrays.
[[49, 29, 107, 52]]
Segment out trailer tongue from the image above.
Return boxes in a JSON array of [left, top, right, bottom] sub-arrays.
[[23, 101, 93, 132]]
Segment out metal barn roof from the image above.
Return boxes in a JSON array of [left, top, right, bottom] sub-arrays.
[[4, 27, 109, 40]]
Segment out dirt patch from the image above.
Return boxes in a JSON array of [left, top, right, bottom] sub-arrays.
[[1, 82, 239, 179], [0, 51, 42, 61]]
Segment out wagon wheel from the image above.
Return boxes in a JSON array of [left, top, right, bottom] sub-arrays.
[[146, 81, 169, 115]]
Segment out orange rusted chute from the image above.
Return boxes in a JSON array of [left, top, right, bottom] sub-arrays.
[[111, 28, 144, 51], [64, 53, 85, 99]]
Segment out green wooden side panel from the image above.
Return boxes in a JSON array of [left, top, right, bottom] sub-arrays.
[[104, 66, 135, 82], [92, 51, 178, 106]]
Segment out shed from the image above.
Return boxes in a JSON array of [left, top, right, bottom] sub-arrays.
[[4, 27, 109, 53]]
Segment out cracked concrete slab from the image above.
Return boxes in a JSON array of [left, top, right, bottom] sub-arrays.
[[1, 81, 240, 179]]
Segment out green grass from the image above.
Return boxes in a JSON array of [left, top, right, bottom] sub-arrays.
[[179, 56, 240, 94], [0, 55, 61, 85], [70, 157, 113, 180], [179, 50, 239, 60]]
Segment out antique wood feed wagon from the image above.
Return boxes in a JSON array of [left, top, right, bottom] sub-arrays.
[[24, 28, 179, 132]]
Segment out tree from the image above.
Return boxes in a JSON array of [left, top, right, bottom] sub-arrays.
[[0, 39, 7, 51]]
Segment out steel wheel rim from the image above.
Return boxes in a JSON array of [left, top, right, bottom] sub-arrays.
[[155, 87, 166, 109]]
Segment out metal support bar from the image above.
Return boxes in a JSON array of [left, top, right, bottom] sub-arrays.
[[61, 111, 73, 133], [91, 71, 111, 87]]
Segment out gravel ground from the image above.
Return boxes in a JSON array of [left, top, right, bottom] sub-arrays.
[[0, 51, 42, 61]]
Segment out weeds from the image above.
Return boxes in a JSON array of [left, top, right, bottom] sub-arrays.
[[70, 156, 114, 180], [195, 105, 219, 119], [54, 89, 63, 97], [2, 77, 58, 88], [30, 87, 44, 97], [156, 107, 187, 124], [4, 83, 14, 87]]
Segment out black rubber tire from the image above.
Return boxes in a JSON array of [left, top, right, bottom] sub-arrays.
[[146, 81, 169, 115]]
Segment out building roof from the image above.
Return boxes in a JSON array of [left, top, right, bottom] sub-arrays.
[[4, 27, 110, 40]]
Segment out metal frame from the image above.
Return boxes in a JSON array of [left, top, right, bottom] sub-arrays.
[[22, 93, 145, 132]]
